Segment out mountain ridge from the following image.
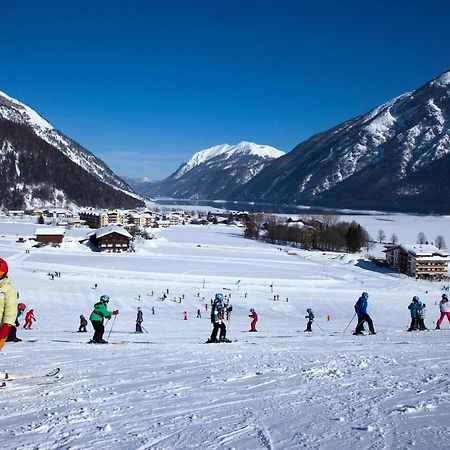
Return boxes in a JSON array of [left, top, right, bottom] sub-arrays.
[[230, 69, 450, 213]]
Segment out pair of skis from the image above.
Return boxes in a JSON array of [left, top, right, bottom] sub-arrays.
[[1, 367, 61, 388]]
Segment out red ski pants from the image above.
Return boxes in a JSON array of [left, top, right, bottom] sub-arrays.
[[24, 320, 33, 329], [250, 318, 258, 331], [437, 312, 450, 328]]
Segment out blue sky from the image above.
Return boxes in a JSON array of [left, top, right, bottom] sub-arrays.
[[1, 0, 449, 179]]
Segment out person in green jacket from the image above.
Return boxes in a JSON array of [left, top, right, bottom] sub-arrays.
[[89, 294, 119, 344]]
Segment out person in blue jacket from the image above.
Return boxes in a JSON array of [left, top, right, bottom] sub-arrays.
[[353, 292, 376, 335], [407, 296, 420, 331]]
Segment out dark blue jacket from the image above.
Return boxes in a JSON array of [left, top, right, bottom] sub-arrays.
[[354, 296, 368, 316]]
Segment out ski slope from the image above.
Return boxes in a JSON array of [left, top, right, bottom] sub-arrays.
[[1, 219, 450, 449]]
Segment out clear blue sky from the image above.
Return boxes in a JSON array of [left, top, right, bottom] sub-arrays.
[[1, 0, 449, 180]]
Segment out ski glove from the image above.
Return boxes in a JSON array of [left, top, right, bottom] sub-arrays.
[[0, 323, 12, 352], [113, 310, 119, 315]]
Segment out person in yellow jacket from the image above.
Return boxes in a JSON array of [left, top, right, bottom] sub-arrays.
[[0, 258, 18, 351]]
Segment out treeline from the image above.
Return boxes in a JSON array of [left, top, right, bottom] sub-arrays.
[[244, 214, 371, 253]]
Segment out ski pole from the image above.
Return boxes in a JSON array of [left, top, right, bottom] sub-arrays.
[[107, 315, 117, 341], [315, 321, 326, 333], [141, 325, 149, 334], [343, 312, 356, 334]]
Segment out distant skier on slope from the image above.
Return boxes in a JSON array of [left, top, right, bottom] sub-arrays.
[[0, 258, 18, 351], [78, 315, 88, 332], [135, 307, 143, 333], [417, 300, 428, 331], [304, 308, 314, 332], [207, 293, 232, 343], [89, 295, 119, 344], [23, 309, 36, 329], [249, 308, 258, 332], [407, 296, 420, 331], [436, 294, 450, 330], [353, 292, 376, 335]]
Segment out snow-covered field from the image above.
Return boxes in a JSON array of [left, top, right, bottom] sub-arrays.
[[1, 216, 450, 449]]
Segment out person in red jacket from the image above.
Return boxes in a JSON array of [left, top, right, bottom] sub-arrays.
[[249, 308, 258, 332], [24, 309, 36, 329]]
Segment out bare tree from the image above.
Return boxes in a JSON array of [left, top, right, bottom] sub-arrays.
[[417, 232, 427, 244], [390, 233, 398, 244], [435, 235, 447, 249], [377, 229, 386, 243]]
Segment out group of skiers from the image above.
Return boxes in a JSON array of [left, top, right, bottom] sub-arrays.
[[0, 258, 37, 347], [4, 255, 450, 350]]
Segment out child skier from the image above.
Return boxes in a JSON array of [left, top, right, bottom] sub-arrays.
[[417, 301, 428, 331], [407, 296, 420, 331], [7, 302, 26, 343], [305, 308, 314, 332], [0, 258, 18, 351], [78, 315, 88, 332], [436, 294, 450, 329], [249, 308, 258, 332], [89, 294, 119, 344], [23, 309, 36, 329], [353, 292, 376, 335], [207, 293, 232, 343], [135, 307, 143, 333]]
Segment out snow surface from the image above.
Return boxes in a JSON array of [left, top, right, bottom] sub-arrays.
[[175, 142, 285, 178], [1, 216, 450, 449]]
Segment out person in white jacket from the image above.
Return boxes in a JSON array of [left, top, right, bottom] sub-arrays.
[[436, 294, 450, 330]]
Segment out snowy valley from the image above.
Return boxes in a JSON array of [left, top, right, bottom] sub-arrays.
[[1, 214, 450, 449]]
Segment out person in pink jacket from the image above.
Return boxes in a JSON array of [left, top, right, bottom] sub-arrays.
[[436, 294, 450, 330]]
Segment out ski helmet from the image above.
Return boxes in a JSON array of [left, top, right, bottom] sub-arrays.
[[100, 294, 110, 303], [137, 307, 141, 311], [214, 293, 224, 302], [249, 308, 255, 313], [413, 296, 420, 302], [443, 294, 449, 300], [307, 308, 312, 313], [18, 303, 26, 311], [362, 292, 369, 299], [0, 258, 8, 279]]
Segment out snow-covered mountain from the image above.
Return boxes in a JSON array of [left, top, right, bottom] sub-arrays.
[[0, 91, 143, 210], [138, 141, 284, 199], [233, 70, 450, 214]]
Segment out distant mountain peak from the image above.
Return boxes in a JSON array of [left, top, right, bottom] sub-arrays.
[[134, 141, 284, 199], [175, 141, 284, 179]]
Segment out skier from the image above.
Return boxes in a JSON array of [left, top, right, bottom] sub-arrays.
[[152, 306, 155, 315], [135, 307, 143, 333], [89, 294, 119, 343], [207, 293, 232, 343], [196, 309, 201, 318], [23, 309, 36, 329], [407, 296, 420, 331], [353, 292, 376, 335], [78, 315, 88, 332], [0, 258, 18, 351], [305, 308, 314, 332], [417, 300, 428, 331], [7, 302, 26, 343], [436, 293, 450, 329], [249, 308, 258, 332]]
